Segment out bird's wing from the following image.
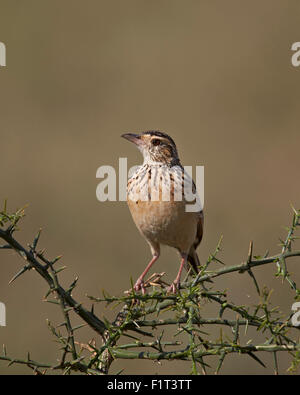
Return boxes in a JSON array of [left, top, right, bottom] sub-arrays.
[[194, 210, 204, 250], [172, 164, 204, 248]]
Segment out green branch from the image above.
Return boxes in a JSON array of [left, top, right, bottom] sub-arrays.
[[0, 203, 300, 375]]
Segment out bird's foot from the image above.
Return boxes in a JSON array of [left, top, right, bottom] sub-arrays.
[[133, 279, 146, 295], [167, 281, 180, 294]]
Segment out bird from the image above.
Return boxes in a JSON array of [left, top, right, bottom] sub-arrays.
[[121, 130, 204, 293]]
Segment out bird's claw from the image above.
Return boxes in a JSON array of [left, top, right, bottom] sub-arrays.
[[168, 281, 180, 294], [134, 279, 146, 295]]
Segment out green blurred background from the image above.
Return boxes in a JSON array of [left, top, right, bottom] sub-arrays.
[[0, 0, 300, 374]]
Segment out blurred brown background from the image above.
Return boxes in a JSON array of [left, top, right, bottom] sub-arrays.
[[0, 0, 300, 374]]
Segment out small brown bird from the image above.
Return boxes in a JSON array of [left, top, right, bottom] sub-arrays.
[[122, 131, 204, 293]]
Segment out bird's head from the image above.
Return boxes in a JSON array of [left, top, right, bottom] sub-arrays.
[[121, 130, 180, 166]]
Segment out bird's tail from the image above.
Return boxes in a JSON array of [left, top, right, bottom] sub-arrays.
[[186, 248, 200, 275]]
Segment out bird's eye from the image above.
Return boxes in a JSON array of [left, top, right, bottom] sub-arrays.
[[152, 139, 161, 146]]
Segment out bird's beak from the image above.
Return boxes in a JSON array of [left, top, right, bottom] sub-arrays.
[[121, 133, 142, 146]]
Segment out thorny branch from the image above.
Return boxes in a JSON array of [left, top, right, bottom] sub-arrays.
[[0, 202, 300, 374]]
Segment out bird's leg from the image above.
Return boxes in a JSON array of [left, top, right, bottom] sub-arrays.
[[168, 253, 187, 293], [134, 254, 159, 294]]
